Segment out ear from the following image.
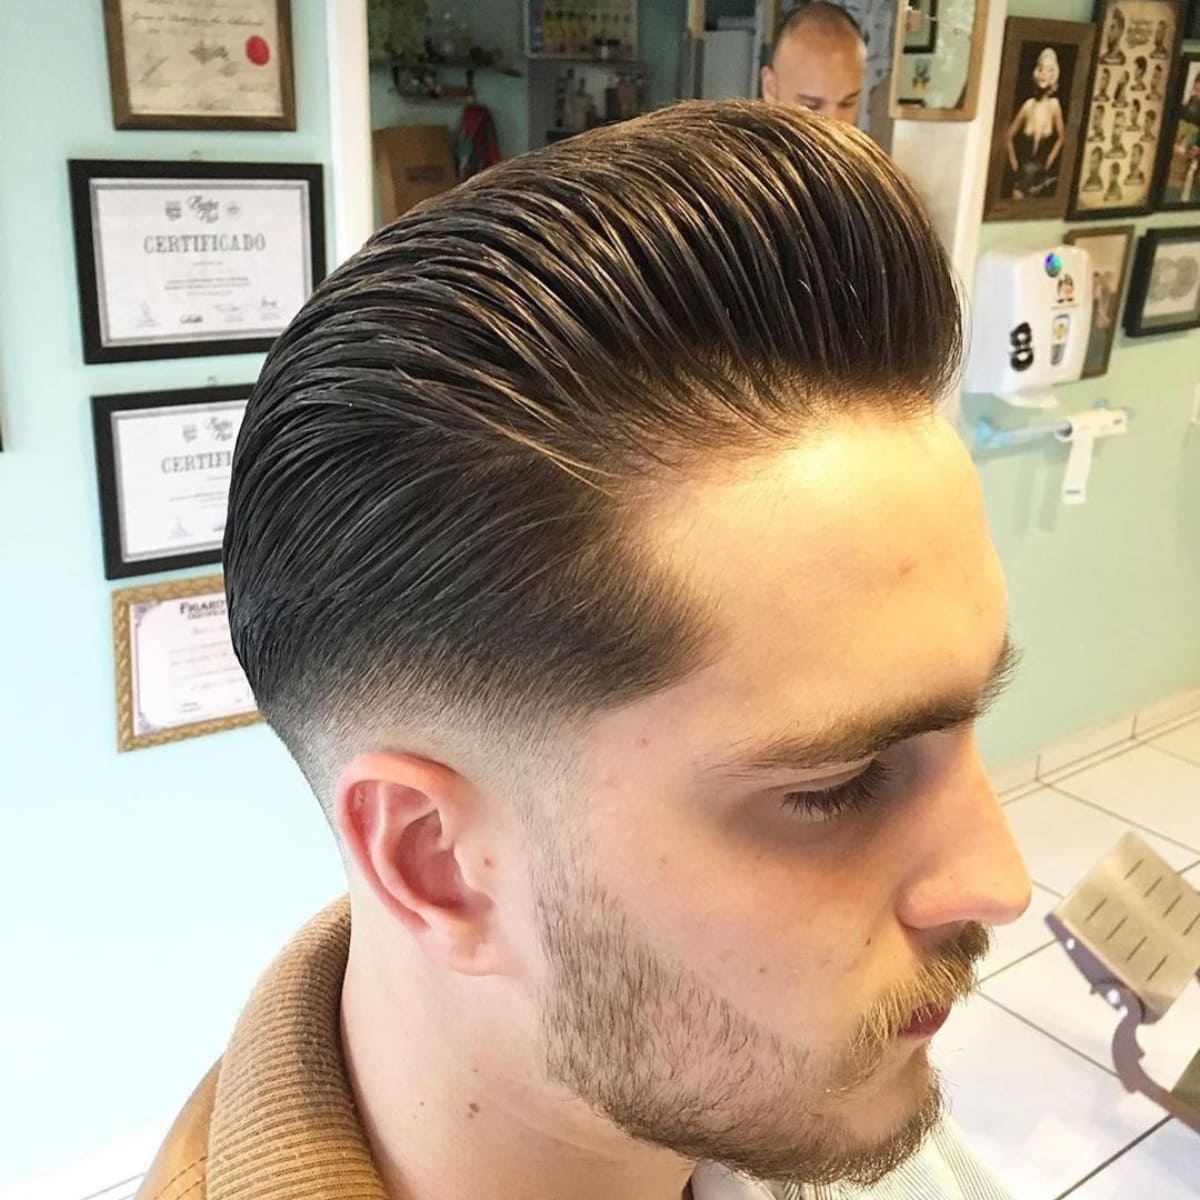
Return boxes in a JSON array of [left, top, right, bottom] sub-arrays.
[[335, 752, 503, 976], [760, 65, 777, 102]]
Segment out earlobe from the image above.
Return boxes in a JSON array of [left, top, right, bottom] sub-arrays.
[[334, 754, 502, 974]]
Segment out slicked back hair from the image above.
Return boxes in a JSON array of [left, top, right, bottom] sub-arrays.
[[224, 100, 962, 807]]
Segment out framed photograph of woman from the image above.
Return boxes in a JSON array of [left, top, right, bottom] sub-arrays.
[[1064, 225, 1135, 376], [1124, 225, 1200, 335], [1068, 0, 1185, 219], [1154, 52, 1200, 210], [984, 19, 1096, 221]]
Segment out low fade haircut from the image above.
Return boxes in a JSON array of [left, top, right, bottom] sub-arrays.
[[224, 100, 962, 809]]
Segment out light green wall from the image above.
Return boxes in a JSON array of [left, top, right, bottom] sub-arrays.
[[0, 3, 343, 1188], [969, 0, 1200, 764]]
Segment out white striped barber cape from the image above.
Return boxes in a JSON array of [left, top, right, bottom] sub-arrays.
[[690, 1119, 1013, 1200]]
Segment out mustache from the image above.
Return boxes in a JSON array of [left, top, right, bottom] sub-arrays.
[[829, 922, 991, 1093]]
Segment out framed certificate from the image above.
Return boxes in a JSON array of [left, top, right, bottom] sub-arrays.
[[92, 386, 249, 579], [112, 574, 260, 752], [68, 159, 324, 363], [102, 0, 296, 130]]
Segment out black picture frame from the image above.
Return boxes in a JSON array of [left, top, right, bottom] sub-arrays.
[[92, 385, 250, 579], [1123, 225, 1200, 335], [904, 0, 939, 55], [1067, 0, 1187, 221], [1153, 51, 1200, 209], [1188, 0, 1200, 37], [68, 159, 325, 364]]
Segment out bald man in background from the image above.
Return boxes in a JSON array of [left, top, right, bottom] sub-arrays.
[[760, 1, 866, 123]]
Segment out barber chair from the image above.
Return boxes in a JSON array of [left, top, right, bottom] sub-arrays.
[[1046, 831, 1200, 1132]]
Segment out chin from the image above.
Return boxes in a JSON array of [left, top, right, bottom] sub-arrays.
[[840, 1046, 939, 1144]]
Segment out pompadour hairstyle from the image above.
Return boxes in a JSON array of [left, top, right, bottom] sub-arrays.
[[224, 100, 961, 804]]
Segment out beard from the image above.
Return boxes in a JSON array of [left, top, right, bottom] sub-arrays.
[[533, 856, 989, 1189]]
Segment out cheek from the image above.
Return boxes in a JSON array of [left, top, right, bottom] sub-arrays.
[[588, 792, 894, 1032]]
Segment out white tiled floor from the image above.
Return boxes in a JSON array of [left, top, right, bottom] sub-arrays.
[[945, 723, 1200, 1199]]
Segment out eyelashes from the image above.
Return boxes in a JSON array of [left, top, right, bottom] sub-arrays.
[[779, 758, 895, 821]]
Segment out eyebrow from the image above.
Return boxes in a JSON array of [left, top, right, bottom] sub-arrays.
[[709, 634, 1021, 778], [795, 92, 861, 107]]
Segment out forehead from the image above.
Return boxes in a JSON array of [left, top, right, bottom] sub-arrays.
[[630, 415, 1007, 744], [773, 28, 863, 93]]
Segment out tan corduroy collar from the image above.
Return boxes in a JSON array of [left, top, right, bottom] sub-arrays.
[[200, 900, 781, 1200], [207, 897, 388, 1200]]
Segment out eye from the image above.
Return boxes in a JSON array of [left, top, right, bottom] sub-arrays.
[[780, 759, 894, 822]]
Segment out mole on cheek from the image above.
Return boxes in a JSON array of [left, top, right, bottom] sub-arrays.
[[468, 1102, 481, 1118], [898, 558, 916, 577]]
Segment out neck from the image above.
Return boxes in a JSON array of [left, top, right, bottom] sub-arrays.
[[340, 930, 695, 1200]]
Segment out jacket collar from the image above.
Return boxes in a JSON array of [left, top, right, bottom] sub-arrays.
[[206, 897, 775, 1200], [208, 897, 387, 1200]]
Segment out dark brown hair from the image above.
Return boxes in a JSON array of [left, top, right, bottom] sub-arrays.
[[224, 100, 961, 802]]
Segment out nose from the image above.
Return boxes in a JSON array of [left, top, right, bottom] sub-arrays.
[[894, 737, 1033, 934]]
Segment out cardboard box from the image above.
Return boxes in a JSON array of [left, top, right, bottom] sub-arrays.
[[373, 124, 456, 222]]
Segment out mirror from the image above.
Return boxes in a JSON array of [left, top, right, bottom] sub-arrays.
[[889, 0, 988, 120]]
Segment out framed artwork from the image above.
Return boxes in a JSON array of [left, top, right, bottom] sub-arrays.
[[1068, 0, 1185, 219], [92, 386, 249, 580], [984, 18, 1096, 220], [102, 0, 295, 130], [1154, 52, 1200, 208], [68, 159, 324, 363], [111, 574, 260, 752], [1124, 225, 1200, 334], [905, 0, 939, 55], [1064, 225, 1135, 376]]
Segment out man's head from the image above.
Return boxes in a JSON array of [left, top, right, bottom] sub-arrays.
[[760, 2, 865, 121], [225, 102, 1029, 1188]]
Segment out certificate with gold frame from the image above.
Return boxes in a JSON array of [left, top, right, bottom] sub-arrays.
[[112, 575, 260, 751]]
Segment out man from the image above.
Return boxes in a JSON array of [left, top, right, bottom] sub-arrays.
[[1184, 71, 1200, 127], [138, 103, 1029, 1200], [1126, 140, 1147, 185], [760, 2, 865, 121], [1151, 18, 1170, 58]]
